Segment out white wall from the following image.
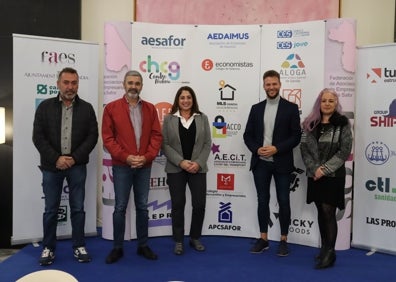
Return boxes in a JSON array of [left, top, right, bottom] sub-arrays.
[[341, 0, 395, 46]]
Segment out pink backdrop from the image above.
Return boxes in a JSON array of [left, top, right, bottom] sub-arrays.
[[136, 0, 339, 24]]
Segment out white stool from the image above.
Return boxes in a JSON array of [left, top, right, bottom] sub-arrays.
[[16, 270, 78, 282]]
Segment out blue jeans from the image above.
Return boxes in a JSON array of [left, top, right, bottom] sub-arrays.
[[112, 165, 151, 248], [252, 159, 291, 235], [42, 165, 87, 250]]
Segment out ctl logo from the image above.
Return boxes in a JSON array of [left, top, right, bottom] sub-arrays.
[[218, 202, 232, 223], [217, 173, 234, 191], [366, 177, 396, 193]]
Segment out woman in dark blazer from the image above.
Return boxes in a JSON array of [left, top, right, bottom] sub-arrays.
[[162, 86, 212, 255]]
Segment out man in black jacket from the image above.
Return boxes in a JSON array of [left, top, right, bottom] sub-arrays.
[[33, 67, 98, 266]]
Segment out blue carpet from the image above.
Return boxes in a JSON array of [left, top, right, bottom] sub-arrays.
[[0, 234, 394, 282]]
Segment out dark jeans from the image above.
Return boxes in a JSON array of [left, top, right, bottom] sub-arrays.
[[167, 171, 207, 242], [112, 165, 151, 248], [42, 165, 87, 250], [252, 159, 291, 235]]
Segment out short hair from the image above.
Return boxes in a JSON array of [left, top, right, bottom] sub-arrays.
[[58, 67, 78, 81], [170, 86, 201, 115], [124, 70, 143, 84], [263, 70, 280, 81]]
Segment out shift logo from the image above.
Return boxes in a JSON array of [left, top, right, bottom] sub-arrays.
[[365, 141, 390, 165], [217, 173, 234, 191], [218, 202, 232, 223], [58, 206, 67, 222], [139, 55, 181, 82], [370, 99, 396, 127]]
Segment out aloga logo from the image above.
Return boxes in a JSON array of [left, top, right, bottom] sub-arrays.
[[139, 55, 181, 82]]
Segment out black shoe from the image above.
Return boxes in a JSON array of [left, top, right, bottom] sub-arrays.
[[277, 240, 289, 257], [315, 246, 326, 262], [250, 238, 269, 253], [189, 239, 205, 251], [315, 249, 336, 269], [137, 245, 158, 260], [39, 247, 55, 266], [105, 248, 123, 264]]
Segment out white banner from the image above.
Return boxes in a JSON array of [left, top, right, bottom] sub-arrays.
[[12, 34, 99, 244], [352, 43, 396, 255]]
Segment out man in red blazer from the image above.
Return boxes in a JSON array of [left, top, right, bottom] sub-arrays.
[[102, 70, 162, 264]]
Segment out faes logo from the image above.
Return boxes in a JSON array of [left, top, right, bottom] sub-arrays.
[[217, 173, 234, 191]]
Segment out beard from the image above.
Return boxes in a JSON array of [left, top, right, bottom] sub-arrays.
[[266, 90, 279, 99], [127, 88, 140, 99]]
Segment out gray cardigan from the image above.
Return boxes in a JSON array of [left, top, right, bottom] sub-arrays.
[[300, 112, 352, 178], [162, 113, 211, 173]]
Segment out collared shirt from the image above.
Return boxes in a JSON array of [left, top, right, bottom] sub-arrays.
[[261, 94, 280, 161], [174, 110, 200, 129], [60, 98, 74, 155], [127, 96, 142, 150]]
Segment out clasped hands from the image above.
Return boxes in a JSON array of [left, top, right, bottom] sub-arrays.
[[180, 160, 200, 174], [257, 145, 278, 158], [313, 166, 325, 181], [56, 156, 75, 170], [127, 155, 146, 168]]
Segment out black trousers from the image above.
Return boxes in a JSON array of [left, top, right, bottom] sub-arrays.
[[167, 171, 207, 242]]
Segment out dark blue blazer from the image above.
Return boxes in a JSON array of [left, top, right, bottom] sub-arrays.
[[243, 97, 301, 173]]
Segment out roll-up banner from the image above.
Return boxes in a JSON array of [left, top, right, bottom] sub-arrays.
[[12, 34, 99, 244], [353, 43, 396, 255]]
